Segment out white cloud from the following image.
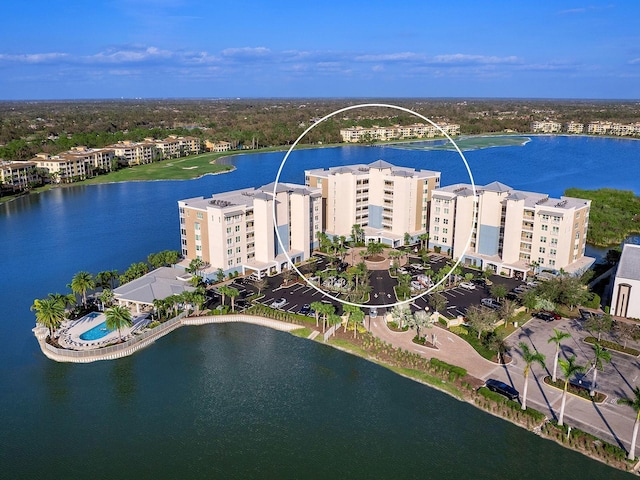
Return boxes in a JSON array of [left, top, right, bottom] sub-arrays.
[[431, 54, 520, 65], [0, 52, 69, 63]]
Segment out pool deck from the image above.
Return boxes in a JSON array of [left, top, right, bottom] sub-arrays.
[[55, 311, 150, 350]]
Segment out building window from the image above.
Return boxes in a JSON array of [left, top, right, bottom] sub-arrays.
[[552, 226, 559, 234], [443, 218, 449, 225], [227, 248, 233, 255], [541, 225, 548, 231], [236, 247, 241, 253], [435, 217, 440, 223], [194, 222, 200, 231], [197, 212, 203, 219], [196, 245, 202, 251], [236, 236, 241, 243], [195, 234, 201, 240], [443, 228, 448, 234], [435, 207, 441, 214], [539, 247, 545, 253], [540, 236, 546, 243]]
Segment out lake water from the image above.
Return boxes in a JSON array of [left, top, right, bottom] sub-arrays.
[[1, 135, 638, 479]]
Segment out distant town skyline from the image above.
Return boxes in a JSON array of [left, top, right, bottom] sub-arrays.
[[2, 1, 639, 100]]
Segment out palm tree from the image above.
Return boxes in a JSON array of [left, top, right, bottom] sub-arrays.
[[518, 342, 546, 410], [227, 286, 240, 312], [105, 305, 133, 342], [31, 297, 66, 338], [310, 301, 324, 328], [252, 277, 268, 295], [218, 285, 231, 308], [98, 289, 114, 311], [590, 342, 611, 396], [70, 271, 95, 308], [48, 292, 76, 312], [343, 304, 363, 338], [557, 355, 585, 426], [618, 386, 640, 460], [548, 328, 572, 382]]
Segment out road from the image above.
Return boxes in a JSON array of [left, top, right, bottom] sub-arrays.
[[369, 312, 640, 458]]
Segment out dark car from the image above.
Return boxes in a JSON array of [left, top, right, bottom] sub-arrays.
[[485, 379, 519, 401], [535, 311, 556, 322], [298, 304, 311, 315]]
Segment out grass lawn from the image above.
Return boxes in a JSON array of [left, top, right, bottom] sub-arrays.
[[83, 152, 233, 184]]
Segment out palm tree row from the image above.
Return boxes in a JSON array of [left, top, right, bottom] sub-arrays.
[[518, 329, 640, 460]]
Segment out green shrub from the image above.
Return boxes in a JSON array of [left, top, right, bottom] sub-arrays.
[[450, 325, 469, 335]]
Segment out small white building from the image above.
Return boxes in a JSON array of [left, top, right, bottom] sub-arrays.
[[610, 244, 640, 319]]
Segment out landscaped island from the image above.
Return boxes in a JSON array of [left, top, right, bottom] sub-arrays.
[[564, 188, 640, 246]]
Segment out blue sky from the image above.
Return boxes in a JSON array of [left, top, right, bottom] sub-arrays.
[[2, 1, 639, 100]]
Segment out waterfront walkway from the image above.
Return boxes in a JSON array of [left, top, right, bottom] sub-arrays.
[[366, 313, 639, 462]]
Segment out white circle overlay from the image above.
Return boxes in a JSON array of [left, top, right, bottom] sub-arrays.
[[272, 103, 477, 311]]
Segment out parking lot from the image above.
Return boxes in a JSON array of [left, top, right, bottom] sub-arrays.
[[211, 252, 529, 322]]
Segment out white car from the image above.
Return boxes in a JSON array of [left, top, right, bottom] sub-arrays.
[[270, 298, 287, 309], [459, 281, 476, 290], [369, 307, 378, 318]]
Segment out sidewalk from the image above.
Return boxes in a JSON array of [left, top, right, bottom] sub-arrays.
[[365, 315, 638, 458]]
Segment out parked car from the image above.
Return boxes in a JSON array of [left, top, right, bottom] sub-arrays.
[[484, 378, 519, 400], [481, 298, 501, 309], [298, 304, 311, 315], [270, 298, 287, 309], [369, 307, 378, 318], [459, 281, 476, 290], [536, 311, 560, 321], [411, 280, 425, 291]]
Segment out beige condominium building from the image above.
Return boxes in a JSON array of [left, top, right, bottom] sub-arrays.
[[610, 243, 640, 319], [109, 140, 160, 166], [429, 181, 593, 279], [178, 182, 322, 278], [0, 160, 39, 190], [30, 146, 115, 183], [305, 160, 441, 247]]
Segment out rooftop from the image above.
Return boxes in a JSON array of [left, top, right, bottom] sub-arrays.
[[616, 243, 640, 281]]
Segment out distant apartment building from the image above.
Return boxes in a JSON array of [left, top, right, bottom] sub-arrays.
[[565, 122, 584, 134], [153, 135, 201, 159], [428, 181, 593, 278], [178, 183, 322, 278], [305, 160, 441, 247], [610, 243, 640, 319], [205, 140, 232, 152], [531, 121, 562, 133], [0, 160, 39, 190], [340, 123, 460, 143], [587, 121, 613, 135], [109, 140, 160, 166], [29, 146, 115, 183]]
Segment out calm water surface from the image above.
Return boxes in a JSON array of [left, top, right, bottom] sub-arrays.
[[1, 136, 638, 479]]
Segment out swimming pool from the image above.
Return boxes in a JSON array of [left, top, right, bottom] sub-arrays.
[[79, 316, 112, 341]]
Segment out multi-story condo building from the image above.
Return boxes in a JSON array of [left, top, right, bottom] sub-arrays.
[[531, 121, 562, 133], [340, 123, 460, 143], [109, 140, 160, 166], [178, 183, 322, 278], [0, 161, 39, 190], [32, 152, 89, 183], [565, 122, 584, 134], [610, 243, 640, 319], [153, 135, 200, 158], [29, 147, 115, 183], [587, 121, 613, 135], [305, 160, 441, 247], [428, 181, 593, 278], [205, 140, 233, 152]]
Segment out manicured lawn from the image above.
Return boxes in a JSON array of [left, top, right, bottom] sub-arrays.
[[83, 152, 233, 184]]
